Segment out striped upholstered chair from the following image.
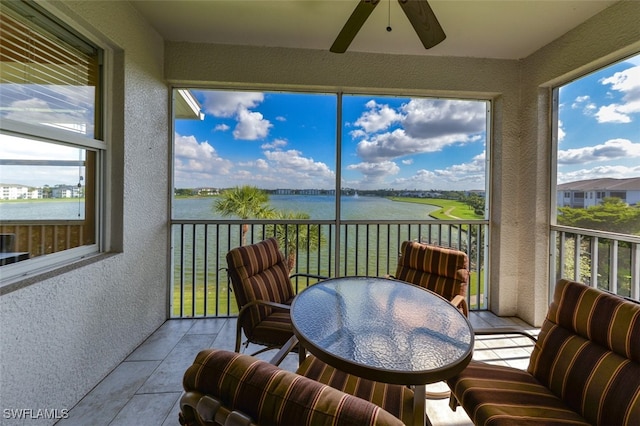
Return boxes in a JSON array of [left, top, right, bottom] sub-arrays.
[[394, 240, 469, 316], [447, 278, 640, 426], [179, 349, 413, 426], [226, 238, 325, 356]]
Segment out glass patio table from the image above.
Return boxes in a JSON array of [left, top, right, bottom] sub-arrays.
[[290, 276, 474, 426]]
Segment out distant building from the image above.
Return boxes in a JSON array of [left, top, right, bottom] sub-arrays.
[[0, 184, 39, 200], [197, 187, 218, 196], [557, 177, 640, 208], [51, 185, 81, 198]]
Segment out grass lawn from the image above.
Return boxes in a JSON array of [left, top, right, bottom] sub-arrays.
[[388, 197, 483, 220]]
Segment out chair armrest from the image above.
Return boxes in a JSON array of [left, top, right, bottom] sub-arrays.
[[179, 391, 255, 426], [239, 299, 290, 314], [473, 326, 538, 343]]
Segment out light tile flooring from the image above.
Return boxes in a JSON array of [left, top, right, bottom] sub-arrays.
[[57, 312, 538, 426]]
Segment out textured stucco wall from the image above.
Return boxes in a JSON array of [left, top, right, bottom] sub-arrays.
[[0, 1, 168, 424]]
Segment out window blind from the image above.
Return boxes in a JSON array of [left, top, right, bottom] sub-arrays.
[[0, 1, 100, 138]]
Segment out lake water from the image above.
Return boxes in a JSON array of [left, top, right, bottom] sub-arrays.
[[0, 200, 85, 220], [0, 195, 438, 221], [173, 195, 438, 220]]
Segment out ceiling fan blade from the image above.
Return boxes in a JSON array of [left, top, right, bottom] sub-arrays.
[[398, 0, 446, 49], [330, 0, 380, 53]]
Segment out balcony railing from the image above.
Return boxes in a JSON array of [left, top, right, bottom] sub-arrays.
[[551, 225, 640, 300], [0, 220, 92, 259], [170, 219, 489, 318]]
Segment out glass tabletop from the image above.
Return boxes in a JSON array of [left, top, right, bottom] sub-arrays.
[[291, 276, 474, 385]]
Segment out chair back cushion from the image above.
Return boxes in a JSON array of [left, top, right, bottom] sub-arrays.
[[227, 238, 295, 305], [183, 349, 404, 426], [394, 241, 469, 303], [527, 279, 640, 425], [226, 238, 295, 336]]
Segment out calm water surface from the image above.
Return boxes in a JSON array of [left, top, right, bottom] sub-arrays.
[[0, 200, 85, 220], [173, 195, 437, 220], [0, 195, 438, 221]]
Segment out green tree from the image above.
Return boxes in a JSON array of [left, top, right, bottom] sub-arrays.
[[265, 210, 323, 270], [214, 186, 272, 244], [558, 197, 640, 235], [462, 193, 485, 216]]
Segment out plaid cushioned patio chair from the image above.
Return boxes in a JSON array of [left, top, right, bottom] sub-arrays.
[[180, 349, 412, 426], [226, 238, 325, 356], [394, 240, 470, 316], [447, 278, 640, 425]]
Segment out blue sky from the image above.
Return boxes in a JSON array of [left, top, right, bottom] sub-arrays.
[[175, 93, 487, 191], [557, 54, 640, 184], [175, 53, 639, 191]]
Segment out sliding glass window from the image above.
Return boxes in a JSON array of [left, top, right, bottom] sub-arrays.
[[0, 0, 104, 275]]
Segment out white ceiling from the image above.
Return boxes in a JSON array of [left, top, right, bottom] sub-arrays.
[[129, 0, 619, 59]]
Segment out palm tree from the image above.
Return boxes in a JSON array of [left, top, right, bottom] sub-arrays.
[[213, 186, 272, 244], [265, 210, 323, 270]]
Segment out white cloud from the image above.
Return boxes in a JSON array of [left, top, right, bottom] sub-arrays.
[[356, 128, 481, 162], [571, 95, 597, 117], [595, 104, 633, 123], [572, 95, 590, 106], [261, 139, 288, 149], [352, 99, 485, 162], [174, 133, 233, 187], [401, 99, 486, 139], [557, 164, 640, 184], [433, 152, 486, 181], [232, 107, 272, 140], [557, 120, 566, 143], [391, 152, 486, 190], [199, 91, 272, 140], [347, 161, 399, 178], [201, 91, 264, 117], [260, 149, 335, 188], [352, 100, 402, 134], [596, 65, 640, 123], [255, 159, 269, 170], [557, 138, 640, 164], [346, 161, 400, 188]]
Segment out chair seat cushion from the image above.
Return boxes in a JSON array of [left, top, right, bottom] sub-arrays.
[[249, 310, 294, 348], [297, 355, 415, 425], [447, 360, 590, 426]]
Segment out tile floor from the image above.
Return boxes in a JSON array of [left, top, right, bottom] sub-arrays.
[[56, 312, 538, 426]]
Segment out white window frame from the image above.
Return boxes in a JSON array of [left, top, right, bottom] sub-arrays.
[[0, 2, 110, 288]]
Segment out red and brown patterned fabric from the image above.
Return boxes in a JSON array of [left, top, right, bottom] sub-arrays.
[[226, 238, 296, 347], [447, 279, 640, 426], [180, 349, 404, 426], [296, 355, 414, 424], [394, 241, 469, 316]]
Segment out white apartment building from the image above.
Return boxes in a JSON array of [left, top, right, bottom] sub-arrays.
[[0, 184, 39, 200], [557, 177, 640, 208]]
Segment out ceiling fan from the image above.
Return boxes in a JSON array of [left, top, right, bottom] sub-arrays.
[[330, 0, 446, 53]]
